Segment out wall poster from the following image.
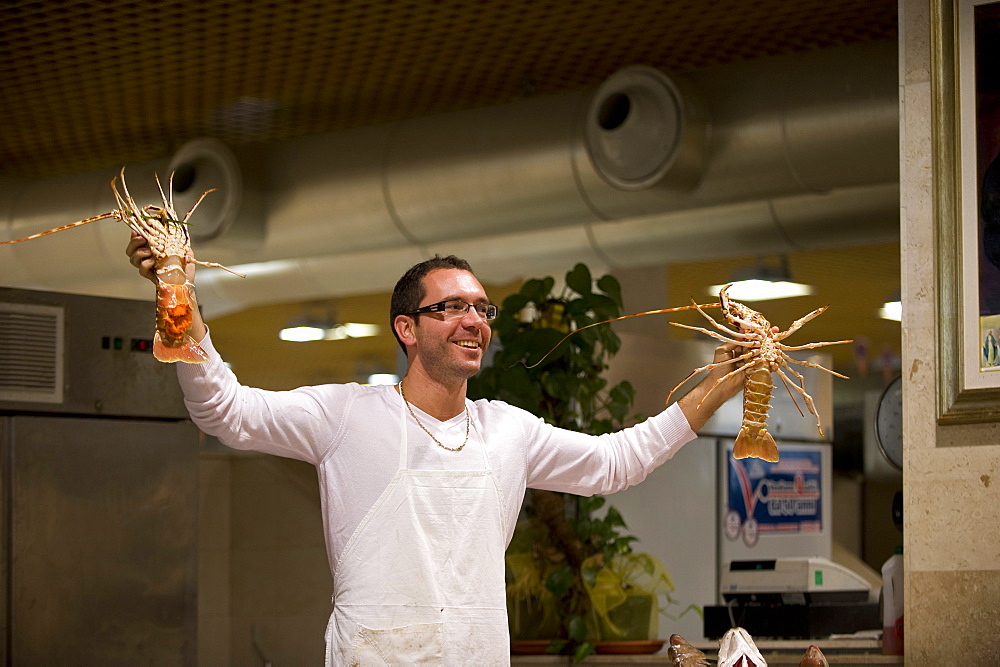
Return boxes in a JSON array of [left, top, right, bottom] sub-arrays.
[[724, 449, 823, 550]]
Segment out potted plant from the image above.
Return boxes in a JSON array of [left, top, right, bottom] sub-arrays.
[[469, 263, 688, 662]]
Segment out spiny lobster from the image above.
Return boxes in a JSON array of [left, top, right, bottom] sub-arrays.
[[0, 170, 243, 363]]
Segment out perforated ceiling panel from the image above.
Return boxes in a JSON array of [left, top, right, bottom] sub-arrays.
[[1, 0, 896, 179]]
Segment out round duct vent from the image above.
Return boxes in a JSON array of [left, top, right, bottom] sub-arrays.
[[166, 138, 242, 242], [585, 65, 706, 191]]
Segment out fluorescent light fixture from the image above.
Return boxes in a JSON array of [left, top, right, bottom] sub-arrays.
[[279, 301, 381, 342], [709, 256, 814, 301], [324, 323, 381, 340], [279, 322, 381, 341], [879, 300, 902, 321], [366, 373, 400, 385], [279, 325, 327, 342], [709, 280, 814, 301]]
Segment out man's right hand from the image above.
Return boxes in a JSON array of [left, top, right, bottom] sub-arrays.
[[126, 231, 208, 343], [126, 232, 158, 283]]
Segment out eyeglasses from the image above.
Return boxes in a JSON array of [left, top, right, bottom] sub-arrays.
[[408, 299, 498, 321]]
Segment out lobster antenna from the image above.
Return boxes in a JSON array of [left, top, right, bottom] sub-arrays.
[[0, 212, 118, 244], [517, 302, 720, 370]]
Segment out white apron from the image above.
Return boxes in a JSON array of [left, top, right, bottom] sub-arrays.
[[326, 390, 510, 665]]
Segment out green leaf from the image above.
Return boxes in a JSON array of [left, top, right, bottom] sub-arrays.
[[607, 382, 635, 423], [586, 293, 620, 321], [597, 325, 622, 356], [607, 401, 628, 423], [499, 368, 543, 411], [586, 376, 608, 395], [600, 337, 621, 360], [597, 274, 623, 308], [521, 277, 555, 303], [545, 565, 576, 597], [591, 520, 614, 543], [501, 292, 531, 315], [493, 310, 522, 343], [579, 495, 606, 514], [568, 615, 590, 642], [546, 639, 567, 654], [590, 418, 613, 435], [520, 328, 569, 366], [540, 372, 574, 406], [565, 263, 593, 297], [573, 642, 596, 663], [574, 517, 593, 541], [605, 506, 627, 528], [615, 535, 639, 554], [466, 368, 494, 401], [610, 381, 636, 404], [563, 296, 592, 318], [580, 563, 601, 587]]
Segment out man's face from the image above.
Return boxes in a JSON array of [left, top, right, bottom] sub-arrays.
[[408, 268, 492, 381]]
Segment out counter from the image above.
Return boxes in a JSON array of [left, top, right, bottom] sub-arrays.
[[511, 638, 903, 665]]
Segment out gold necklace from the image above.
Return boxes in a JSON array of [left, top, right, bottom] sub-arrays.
[[398, 381, 470, 452]]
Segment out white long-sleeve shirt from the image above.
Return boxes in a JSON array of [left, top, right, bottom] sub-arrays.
[[178, 333, 698, 573]]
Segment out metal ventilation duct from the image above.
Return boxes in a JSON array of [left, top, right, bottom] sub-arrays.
[[0, 42, 898, 316]]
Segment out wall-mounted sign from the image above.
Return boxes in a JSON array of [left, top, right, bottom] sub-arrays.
[[725, 448, 823, 548]]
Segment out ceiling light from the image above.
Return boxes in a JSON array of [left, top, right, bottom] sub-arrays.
[[279, 325, 327, 342], [366, 373, 400, 386], [879, 301, 902, 321], [279, 323, 381, 341], [278, 304, 381, 342], [879, 291, 902, 321], [709, 279, 815, 301], [708, 257, 814, 302], [323, 323, 381, 340]]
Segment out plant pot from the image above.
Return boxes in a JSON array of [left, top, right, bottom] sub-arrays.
[[596, 592, 655, 641], [507, 594, 561, 641]]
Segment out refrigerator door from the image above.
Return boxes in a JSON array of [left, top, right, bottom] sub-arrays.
[[3, 415, 199, 664]]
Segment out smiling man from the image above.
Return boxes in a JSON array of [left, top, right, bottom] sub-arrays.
[[125, 244, 742, 666], [389, 256, 494, 405]]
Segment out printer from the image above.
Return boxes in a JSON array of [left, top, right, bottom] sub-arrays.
[[704, 558, 880, 639]]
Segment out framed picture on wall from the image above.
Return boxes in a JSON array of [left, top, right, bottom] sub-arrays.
[[933, 0, 1000, 424]]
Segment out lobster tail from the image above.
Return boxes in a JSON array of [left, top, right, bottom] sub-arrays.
[[733, 426, 779, 462], [153, 332, 210, 363], [733, 366, 780, 462], [153, 281, 209, 364]]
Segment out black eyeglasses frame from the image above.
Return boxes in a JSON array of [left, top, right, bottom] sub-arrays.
[[407, 299, 498, 321]]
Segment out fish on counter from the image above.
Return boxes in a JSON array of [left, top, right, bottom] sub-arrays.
[[798, 644, 829, 666], [717, 627, 767, 667], [672, 628, 829, 667], [667, 634, 710, 666]]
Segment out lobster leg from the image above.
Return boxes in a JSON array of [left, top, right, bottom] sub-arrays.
[[775, 369, 807, 417], [781, 354, 851, 379], [776, 366, 825, 437], [779, 338, 855, 353], [774, 304, 830, 340], [665, 352, 752, 405], [190, 258, 247, 277], [670, 321, 750, 345]]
